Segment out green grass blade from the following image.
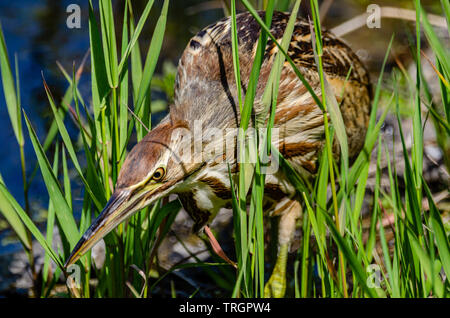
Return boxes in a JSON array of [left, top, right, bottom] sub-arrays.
[[258, 0, 301, 124], [42, 143, 60, 287], [367, 35, 395, 136], [323, 78, 349, 183], [0, 173, 31, 251], [99, 0, 119, 88], [441, 0, 450, 38], [88, 0, 110, 131], [407, 226, 444, 297], [23, 112, 79, 249], [423, 180, 450, 282], [135, 0, 169, 120], [128, 3, 143, 105], [321, 210, 377, 298], [275, 0, 292, 11], [346, 93, 394, 192], [396, 107, 423, 237], [420, 5, 450, 79], [0, 183, 64, 269], [0, 22, 22, 145], [230, 0, 243, 113], [61, 147, 72, 210], [314, 147, 329, 241], [117, 0, 155, 79], [70, 67, 106, 211], [42, 77, 104, 211], [35, 59, 88, 162], [119, 2, 129, 163], [302, 192, 326, 262]]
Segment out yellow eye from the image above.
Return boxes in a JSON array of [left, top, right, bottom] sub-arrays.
[[151, 167, 165, 181]]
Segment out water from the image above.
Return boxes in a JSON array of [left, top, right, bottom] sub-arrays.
[[0, 0, 90, 255]]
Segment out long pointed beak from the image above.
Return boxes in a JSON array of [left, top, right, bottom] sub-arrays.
[[65, 190, 131, 267]]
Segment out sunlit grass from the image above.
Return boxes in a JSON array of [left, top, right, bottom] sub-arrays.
[[0, 0, 448, 298]]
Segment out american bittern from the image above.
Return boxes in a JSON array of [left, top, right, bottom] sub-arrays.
[[66, 11, 370, 297]]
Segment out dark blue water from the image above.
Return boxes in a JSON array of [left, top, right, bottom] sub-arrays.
[[0, 0, 89, 255]]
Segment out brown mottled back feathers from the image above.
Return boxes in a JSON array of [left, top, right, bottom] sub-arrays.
[[175, 11, 368, 90], [172, 11, 371, 166]]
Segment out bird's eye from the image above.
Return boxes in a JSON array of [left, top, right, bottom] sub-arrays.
[[151, 167, 165, 181]]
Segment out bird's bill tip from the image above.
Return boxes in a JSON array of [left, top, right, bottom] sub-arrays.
[[64, 237, 87, 267], [64, 190, 131, 268]]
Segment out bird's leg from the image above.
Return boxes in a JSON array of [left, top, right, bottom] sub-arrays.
[[264, 199, 301, 298]]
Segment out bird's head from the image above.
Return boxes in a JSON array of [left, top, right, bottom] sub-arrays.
[[65, 119, 200, 267]]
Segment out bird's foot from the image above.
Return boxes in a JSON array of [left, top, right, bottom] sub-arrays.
[[264, 244, 288, 298]]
